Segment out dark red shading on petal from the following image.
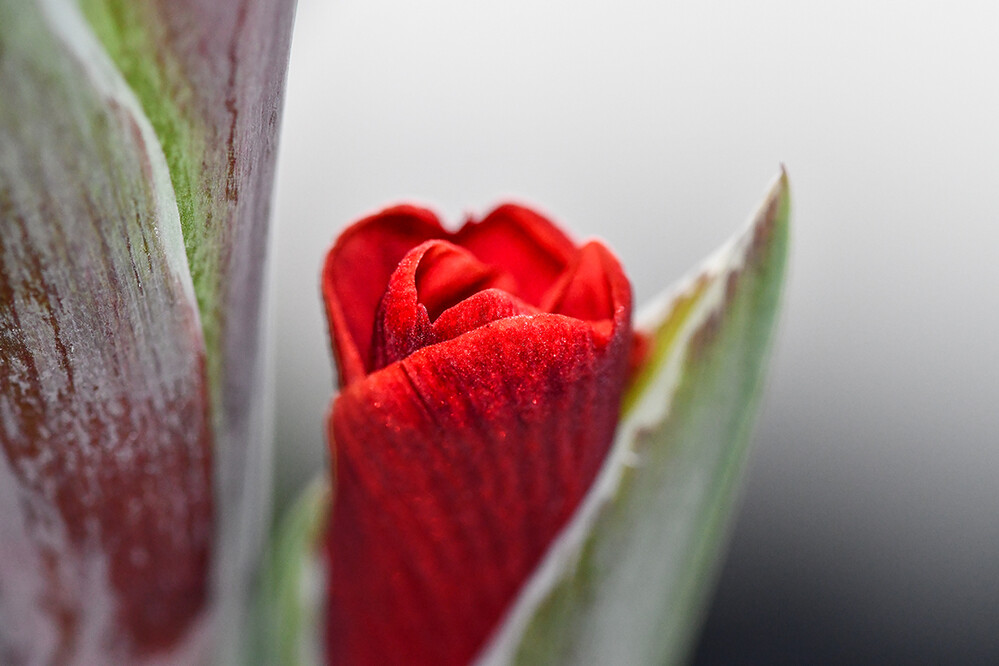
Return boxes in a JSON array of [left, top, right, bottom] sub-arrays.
[[323, 207, 446, 386], [543, 241, 628, 323], [324, 239, 632, 666]]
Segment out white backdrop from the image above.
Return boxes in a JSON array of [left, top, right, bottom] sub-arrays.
[[270, 2, 999, 662]]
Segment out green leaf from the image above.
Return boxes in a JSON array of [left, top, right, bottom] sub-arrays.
[[476, 170, 791, 666], [257, 475, 332, 666]]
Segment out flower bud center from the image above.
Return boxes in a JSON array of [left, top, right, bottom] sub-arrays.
[[414, 243, 516, 321]]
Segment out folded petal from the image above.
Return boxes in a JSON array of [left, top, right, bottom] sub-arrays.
[[541, 241, 624, 322], [454, 204, 577, 306], [323, 207, 446, 385], [324, 204, 585, 386], [371, 241, 525, 370], [414, 242, 517, 322]]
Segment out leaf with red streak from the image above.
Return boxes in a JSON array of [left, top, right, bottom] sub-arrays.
[[1, 0, 297, 660], [77, 3, 298, 644], [0, 2, 211, 662]]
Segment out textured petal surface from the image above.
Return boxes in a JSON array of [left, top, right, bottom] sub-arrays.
[[328, 316, 630, 666], [371, 241, 528, 370], [322, 207, 633, 665]]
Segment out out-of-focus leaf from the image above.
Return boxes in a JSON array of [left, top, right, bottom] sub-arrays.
[[476, 171, 790, 666], [0, 1, 212, 662], [257, 475, 331, 666], [77, 0, 297, 653]]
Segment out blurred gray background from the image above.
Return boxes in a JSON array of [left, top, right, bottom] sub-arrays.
[[269, 1, 999, 663]]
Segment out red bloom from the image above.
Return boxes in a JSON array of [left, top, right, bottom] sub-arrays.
[[322, 204, 634, 665]]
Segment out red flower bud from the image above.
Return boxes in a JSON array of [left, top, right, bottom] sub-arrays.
[[321, 204, 634, 665]]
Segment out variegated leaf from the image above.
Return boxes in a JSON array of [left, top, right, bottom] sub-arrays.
[[78, 2, 298, 643], [0, 0, 297, 661], [0, 1, 211, 661], [477, 170, 790, 666]]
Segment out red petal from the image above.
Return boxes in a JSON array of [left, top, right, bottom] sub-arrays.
[[323, 207, 446, 386], [323, 204, 582, 385], [326, 253, 632, 665], [454, 204, 577, 305], [413, 242, 516, 323], [541, 241, 628, 323], [430, 289, 539, 345]]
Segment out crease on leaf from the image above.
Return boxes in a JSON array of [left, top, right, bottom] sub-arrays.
[[476, 169, 790, 666], [78, 0, 300, 416], [79, 0, 222, 368], [37, 0, 197, 311]]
